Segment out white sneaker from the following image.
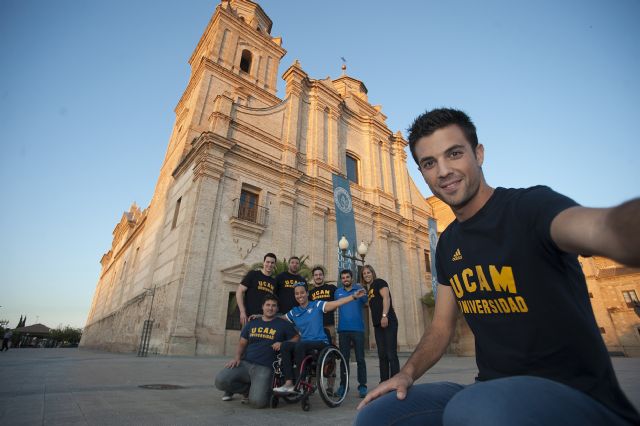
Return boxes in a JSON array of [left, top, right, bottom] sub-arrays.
[[272, 384, 295, 394], [221, 392, 233, 401]]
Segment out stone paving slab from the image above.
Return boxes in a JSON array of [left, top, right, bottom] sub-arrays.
[[0, 348, 638, 425]]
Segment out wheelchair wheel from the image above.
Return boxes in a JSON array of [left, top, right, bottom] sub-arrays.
[[316, 346, 348, 407]]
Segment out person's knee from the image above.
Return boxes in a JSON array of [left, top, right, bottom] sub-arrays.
[[214, 374, 228, 391], [443, 378, 532, 425], [250, 395, 269, 409]]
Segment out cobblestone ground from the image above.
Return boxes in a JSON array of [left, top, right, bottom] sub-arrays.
[[0, 348, 638, 426]]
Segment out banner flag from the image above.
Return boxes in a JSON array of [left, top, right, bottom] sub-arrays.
[[332, 174, 358, 282], [428, 217, 439, 299]]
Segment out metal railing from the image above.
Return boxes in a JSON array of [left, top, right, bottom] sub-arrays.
[[232, 198, 268, 226]]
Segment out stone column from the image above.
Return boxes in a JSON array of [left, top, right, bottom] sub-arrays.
[[167, 135, 229, 355], [282, 62, 307, 168]]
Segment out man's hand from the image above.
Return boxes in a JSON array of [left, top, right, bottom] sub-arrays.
[[380, 316, 389, 328], [225, 358, 241, 368], [240, 311, 248, 326], [356, 372, 414, 410], [272, 342, 282, 351]]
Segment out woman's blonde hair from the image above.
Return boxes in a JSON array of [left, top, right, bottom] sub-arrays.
[[360, 264, 377, 284]]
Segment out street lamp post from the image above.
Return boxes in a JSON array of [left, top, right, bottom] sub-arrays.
[[338, 235, 368, 281]]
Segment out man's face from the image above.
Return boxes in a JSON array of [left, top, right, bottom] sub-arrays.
[[294, 286, 308, 306], [262, 299, 278, 319], [313, 269, 324, 286], [340, 273, 352, 288], [263, 256, 276, 274], [415, 125, 484, 210], [288, 258, 300, 274]]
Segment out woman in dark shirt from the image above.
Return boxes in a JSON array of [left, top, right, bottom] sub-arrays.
[[361, 265, 400, 382]]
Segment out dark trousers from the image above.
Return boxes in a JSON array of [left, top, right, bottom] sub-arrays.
[[280, 340, 327, 382], [1, 338, 9, 351], [374, 320, 400, 382], [339, 331, 367, 387]]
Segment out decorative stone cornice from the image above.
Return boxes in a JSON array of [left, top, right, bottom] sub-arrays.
[[173, 132, 234, 181]]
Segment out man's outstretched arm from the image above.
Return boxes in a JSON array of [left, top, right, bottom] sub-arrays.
[[357, 284, 458, 409], [551, 198, 640, 267]]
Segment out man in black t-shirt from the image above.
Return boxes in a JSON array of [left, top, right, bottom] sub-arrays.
[[274, 256, 307, 314], [308, 266, 336, 343], [215, 294, 298, 408], [357, 108, 640, 426], [236, 253, 276, 326]]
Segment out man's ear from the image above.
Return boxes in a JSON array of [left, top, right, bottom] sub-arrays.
[[475, 144, 485, 167]]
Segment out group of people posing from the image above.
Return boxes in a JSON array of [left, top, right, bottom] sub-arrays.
[[214, 254, 400, 408], [216, 107, 639, 425]]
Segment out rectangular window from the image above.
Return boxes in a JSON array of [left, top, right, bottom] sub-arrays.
[[238, 189, 258, 222], [225, 292, 242, 330], [171, 197, 182, 229], [424, 249, 431, 273], [346, 154, 359, 184], [622, 290, 639, 308]]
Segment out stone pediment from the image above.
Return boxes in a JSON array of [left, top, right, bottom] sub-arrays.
[[220, 263, 251, 286]]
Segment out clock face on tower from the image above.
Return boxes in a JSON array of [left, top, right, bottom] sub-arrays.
[[334, 187, 353, 214]]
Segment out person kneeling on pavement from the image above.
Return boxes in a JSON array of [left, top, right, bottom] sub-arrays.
[[215, 294, 298, 408]]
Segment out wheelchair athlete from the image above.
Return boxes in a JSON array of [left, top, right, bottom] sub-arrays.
[[273, 282, 366, 394]]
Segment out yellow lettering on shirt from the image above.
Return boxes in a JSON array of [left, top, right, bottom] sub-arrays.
[[489, 265, 516, 294], [257, 281, 274, 293], [462, 268, 476, 293]]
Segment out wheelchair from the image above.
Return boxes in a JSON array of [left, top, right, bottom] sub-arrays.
[[271, 344, 349, 411]]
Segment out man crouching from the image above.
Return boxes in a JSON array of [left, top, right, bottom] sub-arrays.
[[215, 294, 298, 408]]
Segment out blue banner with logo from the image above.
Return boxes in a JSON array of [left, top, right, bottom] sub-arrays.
[[332, 174, 358, 281], [428, 217, 439, 299]]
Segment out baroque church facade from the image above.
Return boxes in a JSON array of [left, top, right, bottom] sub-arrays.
[[80, 0, 438, 356]]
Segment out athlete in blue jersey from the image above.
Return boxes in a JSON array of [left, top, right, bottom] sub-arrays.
[[273, 282, 365, 394]]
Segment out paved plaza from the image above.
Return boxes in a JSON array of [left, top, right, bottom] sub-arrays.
[[0, 348, 638, 425]]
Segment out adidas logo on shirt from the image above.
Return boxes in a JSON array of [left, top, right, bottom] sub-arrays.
[[452, 249, 463, 261]]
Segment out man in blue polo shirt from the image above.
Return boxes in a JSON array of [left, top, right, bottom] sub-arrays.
[[336, 269, 368, 398], [215, 294, 298, 408]]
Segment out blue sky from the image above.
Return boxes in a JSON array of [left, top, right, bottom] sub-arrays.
[[1, 0, 638, 329]]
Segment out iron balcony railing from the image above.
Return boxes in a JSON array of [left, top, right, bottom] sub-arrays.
[[232, 198, 268, 226]]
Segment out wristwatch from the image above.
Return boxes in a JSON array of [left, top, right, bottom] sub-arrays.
[[382, 313, 387, 318]]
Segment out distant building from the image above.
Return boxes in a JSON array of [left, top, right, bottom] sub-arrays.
[[80, 0, 436, 356]]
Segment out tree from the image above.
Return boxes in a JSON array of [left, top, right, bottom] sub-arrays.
[[50, 325, 83, 346], [250, 255, 313, 282]]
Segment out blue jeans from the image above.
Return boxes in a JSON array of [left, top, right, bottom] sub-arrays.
[[214, 360, 273, 408], [354, 376, 631, 426], [339, 331, 367, 387]]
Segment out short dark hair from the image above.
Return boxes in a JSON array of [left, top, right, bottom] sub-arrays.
[[264, 252, 277, 262], [312, 266, 325, 275], [407, 108, 478, 166], [340, 269, 352, 278], [262, 294, 279, 305], [289, 256, 300, 262]]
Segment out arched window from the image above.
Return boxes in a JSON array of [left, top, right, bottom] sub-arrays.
[[240, 49, 252, 73], [346, 153, 359, 184]]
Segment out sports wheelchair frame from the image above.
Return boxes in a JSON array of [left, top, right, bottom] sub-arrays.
[[271, 345, 349, 411]]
